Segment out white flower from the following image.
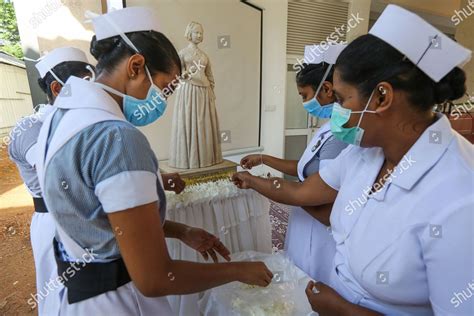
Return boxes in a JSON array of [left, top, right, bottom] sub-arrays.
[[165, 179, 245, 209], [231, 296, 293, 316]]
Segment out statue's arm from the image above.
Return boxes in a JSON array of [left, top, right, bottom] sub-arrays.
[[178, 50, 187, 74], [205, 58, 215, 89]]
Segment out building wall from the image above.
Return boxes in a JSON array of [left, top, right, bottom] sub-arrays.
[[0, 63, 33, 135], [347, 0, 371, 42], [455, 0, 474, 103], [243, 0, 288, 176]]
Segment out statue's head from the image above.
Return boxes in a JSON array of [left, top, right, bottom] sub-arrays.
[[185, 21, 204, 45]]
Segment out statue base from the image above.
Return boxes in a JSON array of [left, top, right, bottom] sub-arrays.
[[160, 160, 239, 184]]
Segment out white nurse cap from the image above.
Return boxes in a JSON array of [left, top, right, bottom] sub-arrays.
[[90, 7, 160, 45], [35, 47, 89, 78], [369, 4, 472, 82], [304, 43, 347, 65], [303, 43, 347, 93]]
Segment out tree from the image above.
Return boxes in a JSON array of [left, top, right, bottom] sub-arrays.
[[0, 0, 23, 59]]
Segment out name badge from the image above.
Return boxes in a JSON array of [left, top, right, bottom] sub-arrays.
[[311, 139, 322, 152]]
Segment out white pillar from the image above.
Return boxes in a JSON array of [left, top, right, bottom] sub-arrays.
[[13, 0, 102, 105], [243, 0, 288, 176], [455, 0, 474, 103], [346, 0, 372, 42]]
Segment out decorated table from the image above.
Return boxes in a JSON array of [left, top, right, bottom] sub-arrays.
[[164, 179, 273, 316]]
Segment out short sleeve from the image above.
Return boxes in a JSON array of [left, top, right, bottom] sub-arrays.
[[318, 136, 349, 171], [319, 145, 353, 191], [25, 143, 38, 167], [319, 136, 349, 162], [421, 199, 474, 315], [85, 122, 161, 213], [7, 115, 42, 166]]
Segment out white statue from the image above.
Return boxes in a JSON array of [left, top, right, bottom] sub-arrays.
[[169, 21, 223, 169]]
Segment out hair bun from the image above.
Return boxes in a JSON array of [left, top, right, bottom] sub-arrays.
[[434, 67, 466, 104], [90, 35, 120, 61], [37, 77, 48, 91]]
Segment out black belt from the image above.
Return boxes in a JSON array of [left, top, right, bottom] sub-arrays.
[[53, 239, 131, 304], [33, 198, 48, 213]]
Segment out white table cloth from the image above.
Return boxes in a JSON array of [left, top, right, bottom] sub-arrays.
[[164, 180, 272, 316]]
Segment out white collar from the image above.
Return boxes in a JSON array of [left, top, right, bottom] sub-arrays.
[[53, 76, 125, 120], [361, 113, 455, 190], [36, 104, 55, 123]]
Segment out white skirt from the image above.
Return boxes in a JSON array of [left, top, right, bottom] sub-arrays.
[[30, 212, 62, 316], [58, 281, 173, 316], [168, 82, 223, 169], [284, 206, 336, 284]]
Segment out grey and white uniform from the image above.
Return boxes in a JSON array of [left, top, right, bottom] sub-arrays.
[[8, 104, 60, 315], [36, 76, 172, 315], [284, 122, 348, 284]]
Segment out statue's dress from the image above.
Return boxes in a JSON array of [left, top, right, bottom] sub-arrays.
[[169, 46, 223, 169]]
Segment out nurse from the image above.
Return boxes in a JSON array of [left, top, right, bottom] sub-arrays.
[[8, 47, 93, 315], [233, 5, 473, 315], [36, 7, 272, 315], [240, 43, 347, 283]]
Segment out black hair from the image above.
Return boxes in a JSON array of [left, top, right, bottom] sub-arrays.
[[296, 62, 334, 91], [90, 31, 181, 77], [335, 34, 466, 111], [37, 61, 93, 101]]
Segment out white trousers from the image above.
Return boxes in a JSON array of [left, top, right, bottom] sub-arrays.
[[58, 282, 173, 316], [284, 206, 336, 284], [30, 212, 61, 316]]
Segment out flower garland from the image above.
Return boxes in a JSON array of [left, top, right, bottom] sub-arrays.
[[165, 178, 247, 209]]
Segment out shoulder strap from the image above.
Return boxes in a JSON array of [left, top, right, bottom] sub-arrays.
[[297, 129, 333, 181], [55, 221, 92, 260]]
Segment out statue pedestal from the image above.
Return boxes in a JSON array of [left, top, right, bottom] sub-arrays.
[[160, 160, 238, 184]]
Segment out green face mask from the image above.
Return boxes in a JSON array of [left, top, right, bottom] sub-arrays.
[[330, 90, 377, 146]]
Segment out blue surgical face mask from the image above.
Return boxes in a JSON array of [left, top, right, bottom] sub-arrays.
[[92, 15, 168, 126], [330, 89, 377, 146], [303, 98, 334, 119], [302, 64, 334, 119], [96, 67, 167, 126]]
